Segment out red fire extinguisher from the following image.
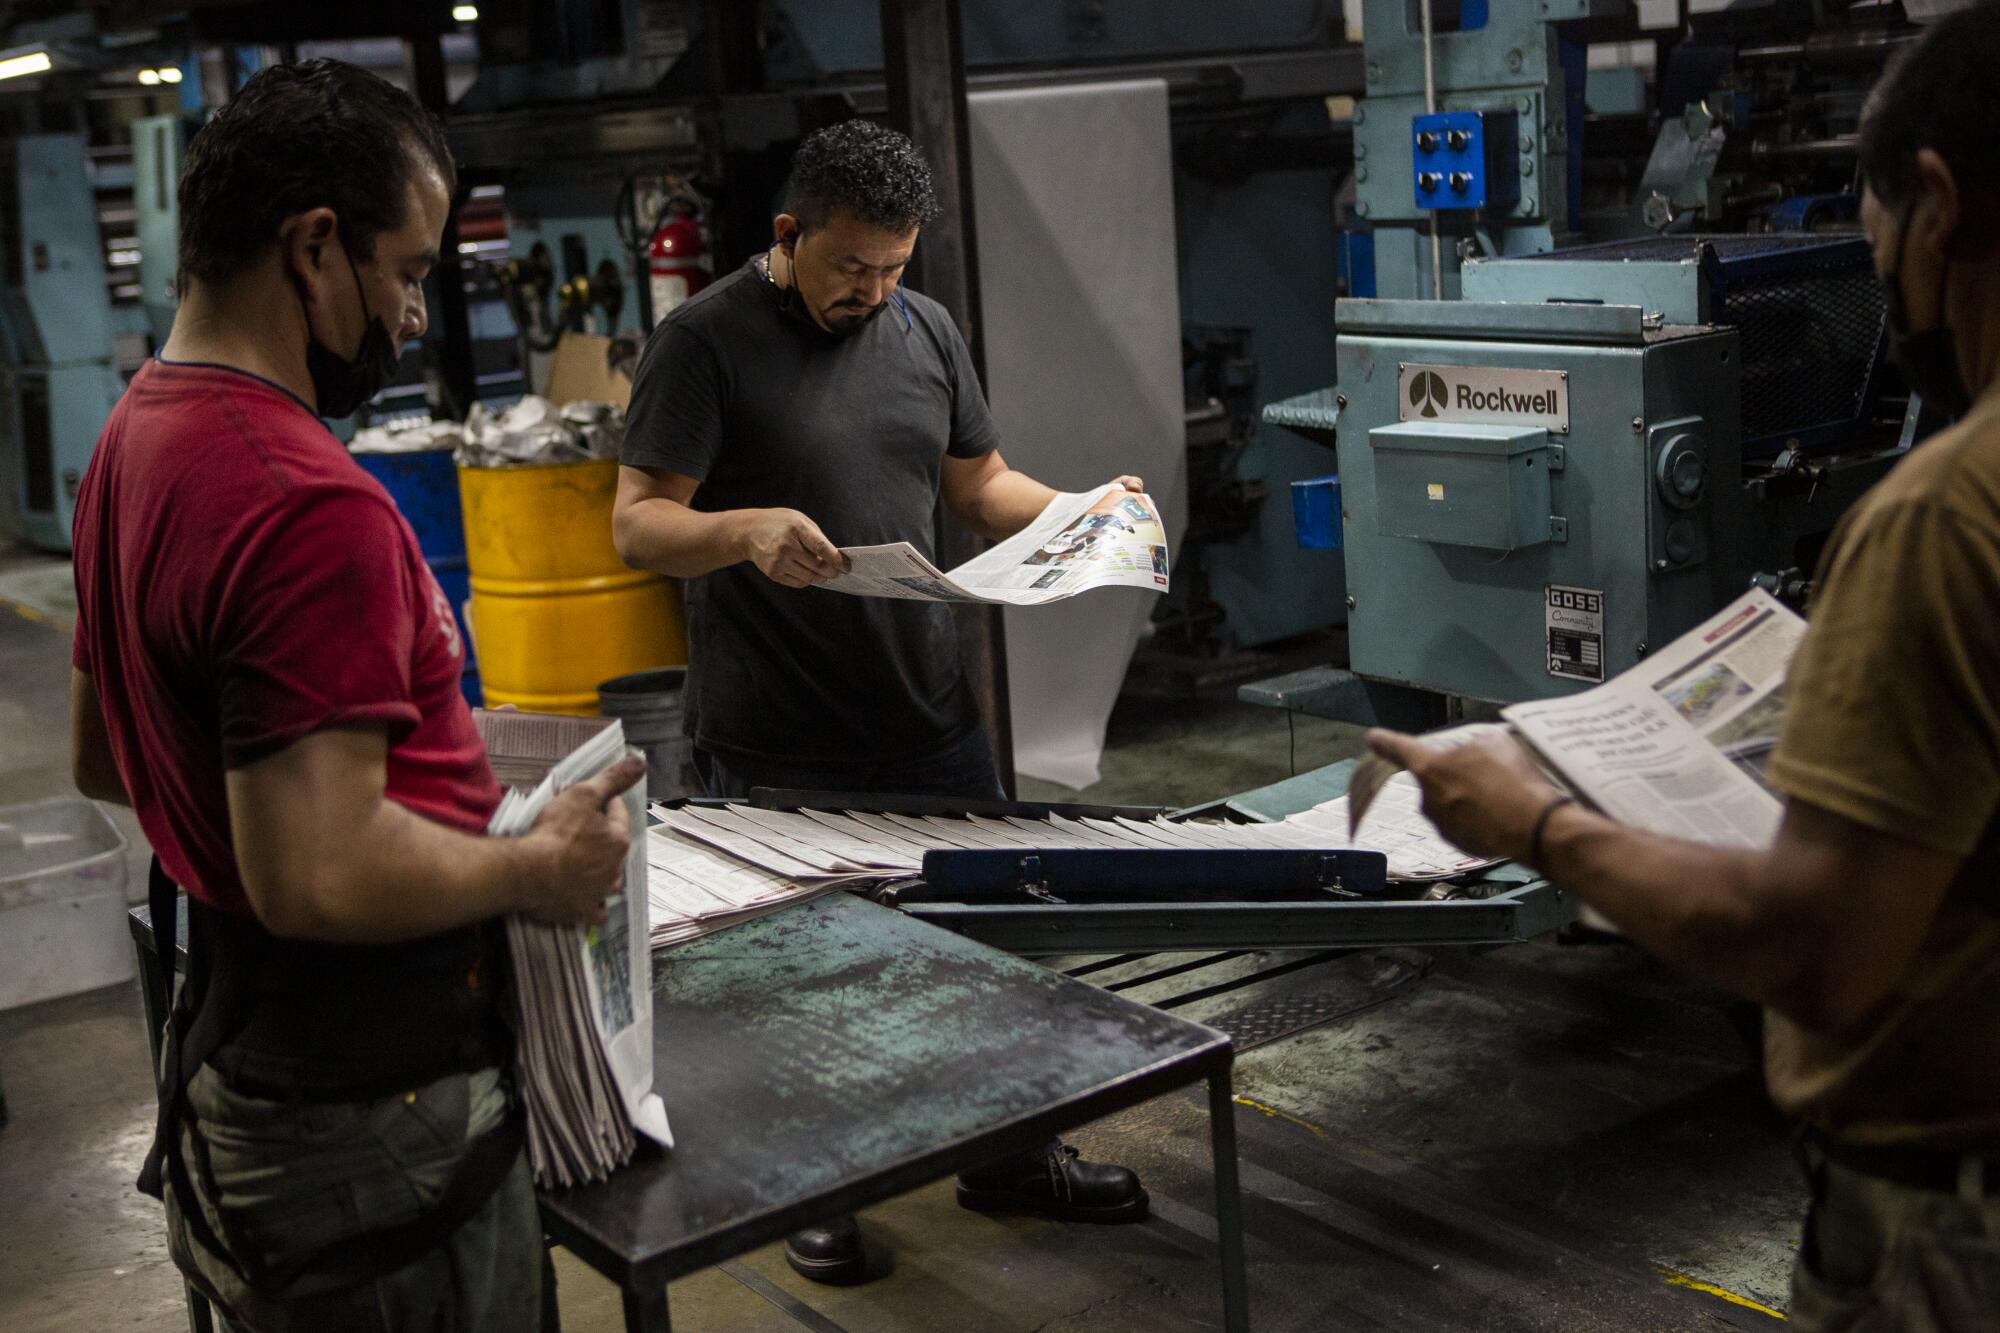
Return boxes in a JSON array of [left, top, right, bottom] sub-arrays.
[[647, 199, 711, 323]]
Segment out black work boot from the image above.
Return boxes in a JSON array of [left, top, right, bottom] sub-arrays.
[[956, 1140, 1148, 1223], [783, 1213, 869, 1284]]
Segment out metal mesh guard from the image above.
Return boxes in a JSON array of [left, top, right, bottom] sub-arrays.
[[1537, 235, 1885, 450]]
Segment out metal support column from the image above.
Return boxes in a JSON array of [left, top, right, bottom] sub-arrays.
[[408, 34, 478, 420], [879, 0, 1017, 795], [704, 0, 774, 270]]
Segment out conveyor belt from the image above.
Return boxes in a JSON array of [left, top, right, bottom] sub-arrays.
[[1062, 947, 1433, 1052]]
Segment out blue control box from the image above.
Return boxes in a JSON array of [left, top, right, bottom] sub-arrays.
[[1411, 110, 1519, 212], [1291, 475, 1344, 551]]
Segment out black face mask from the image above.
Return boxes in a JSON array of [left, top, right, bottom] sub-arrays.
[[300, 245, 399, 419], [769, 237, 888, 339], [1882, 204, 1973, 421]]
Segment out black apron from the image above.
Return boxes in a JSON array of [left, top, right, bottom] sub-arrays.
[[137, 857, 523, 1296]]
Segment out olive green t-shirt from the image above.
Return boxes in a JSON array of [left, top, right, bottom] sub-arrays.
[[1764, 389, 2000, 1151]]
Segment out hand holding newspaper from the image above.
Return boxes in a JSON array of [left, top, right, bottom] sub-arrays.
[[477, 711, 673, 1189], [821, 484, 1170, 606], [1348, 589, 1803, 856]]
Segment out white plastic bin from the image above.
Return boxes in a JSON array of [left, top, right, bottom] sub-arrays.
[[0, 797, 132, 1010]]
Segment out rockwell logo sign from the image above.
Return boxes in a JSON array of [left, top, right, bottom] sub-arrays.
[[1408, 371, 1448, 418], [1396, 363, 1569, 433]]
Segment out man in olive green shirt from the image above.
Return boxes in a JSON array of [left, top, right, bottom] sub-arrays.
[[1369, 10, 2000, 1328]]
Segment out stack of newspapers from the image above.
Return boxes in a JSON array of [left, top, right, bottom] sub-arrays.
[[643, 794, 1486, 950], [477, 712, 673, 1189]]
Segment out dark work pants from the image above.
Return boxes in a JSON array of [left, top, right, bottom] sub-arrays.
[[692, 725, 1006, 804], [1791, 1151, 2000, 1331]]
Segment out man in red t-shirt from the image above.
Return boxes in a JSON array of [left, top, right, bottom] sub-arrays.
[[69, 61, 640, 1331]]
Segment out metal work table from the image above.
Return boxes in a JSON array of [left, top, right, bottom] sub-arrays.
[[131, 893, 1248, 1333]]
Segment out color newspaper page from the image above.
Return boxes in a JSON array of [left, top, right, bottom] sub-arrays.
[[822, 484, 1170, 606]]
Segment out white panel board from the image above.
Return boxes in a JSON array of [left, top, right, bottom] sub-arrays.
[[968, 80, 1185, 789]]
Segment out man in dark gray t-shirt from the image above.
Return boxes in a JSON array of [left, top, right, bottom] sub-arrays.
[[613, 121, 1148, 1285], [616, 213, 1001, 781]]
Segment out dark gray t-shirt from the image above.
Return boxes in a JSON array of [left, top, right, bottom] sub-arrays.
[[621, 260, 1001, 763]]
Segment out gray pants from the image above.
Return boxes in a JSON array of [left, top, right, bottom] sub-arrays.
[[165, 1064, 548, 1333], [1792, 1156, 2000, 1332]]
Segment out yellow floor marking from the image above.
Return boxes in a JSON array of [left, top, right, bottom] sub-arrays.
[[1232, 1094, 1330, 1140], [1652, 1264, 1786, 1320], [1231, 1098, 1785, 1321], [1, 594, 73, 634]]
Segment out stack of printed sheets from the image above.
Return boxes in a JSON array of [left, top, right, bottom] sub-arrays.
[[645, 793, 1496, 950]]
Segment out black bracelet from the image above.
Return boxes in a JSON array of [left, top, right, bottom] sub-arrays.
[[1526, 794, 1577, 869]]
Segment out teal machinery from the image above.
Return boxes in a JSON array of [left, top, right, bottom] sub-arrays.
[[1258, 0, 1907, 724], [0, 134, 128, 552]]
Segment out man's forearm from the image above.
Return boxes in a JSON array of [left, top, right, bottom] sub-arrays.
[[614, 495, 753, 578], [1537, 807, 1811, 1011], [959, 468, 1057, 541]]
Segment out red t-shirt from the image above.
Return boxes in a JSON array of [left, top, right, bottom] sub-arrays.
[[70, 359, 502, 916]]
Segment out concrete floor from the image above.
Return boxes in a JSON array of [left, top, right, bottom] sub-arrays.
[[1, 543, 1800, 1331]]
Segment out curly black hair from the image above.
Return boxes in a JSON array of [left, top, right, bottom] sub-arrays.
[[1858, 3, 2000, 251], [177, 59, 456, 287], [785, 119, 942, 235]]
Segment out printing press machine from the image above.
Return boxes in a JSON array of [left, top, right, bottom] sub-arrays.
[[837, 0, 1938, 960], [1239, 6, 1934, 842], [1285, 231, 1906, 717]]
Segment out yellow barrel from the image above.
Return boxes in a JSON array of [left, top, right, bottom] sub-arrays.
[[458, 457, 686, 715]]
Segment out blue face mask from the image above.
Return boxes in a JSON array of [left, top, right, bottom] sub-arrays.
[[1882, 204, 1972, 422], [299, 243, 399, 419]]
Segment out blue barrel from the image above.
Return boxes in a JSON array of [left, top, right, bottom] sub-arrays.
[[352, 447, 482, 706]]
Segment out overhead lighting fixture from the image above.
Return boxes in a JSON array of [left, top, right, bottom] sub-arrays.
[[136, 68, 160, 85], [158, 66, 182, 84], [452, 4, 479, 20], [0, 48, 52, 82]]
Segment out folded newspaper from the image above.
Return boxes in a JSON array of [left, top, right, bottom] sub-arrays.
[[822, 484, 1170, 606], [476, 711, 673, 1189], [1347, 589, 1802, 853]]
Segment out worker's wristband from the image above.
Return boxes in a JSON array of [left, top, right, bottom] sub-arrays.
[[1525, 794, 1577, 869]]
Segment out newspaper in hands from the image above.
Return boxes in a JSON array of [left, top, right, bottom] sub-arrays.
[[1501, 589, 1799, 849], [822, 484, 1170, 606], [479, 713, 673, 1189], [1352, 589, 1803, 868]]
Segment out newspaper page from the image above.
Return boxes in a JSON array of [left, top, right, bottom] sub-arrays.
[[1500, 590, 1802, 849], [1291, 724, 1515, 880], [479, 714, 672, 1188], [822, 484, 1170, 606]]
